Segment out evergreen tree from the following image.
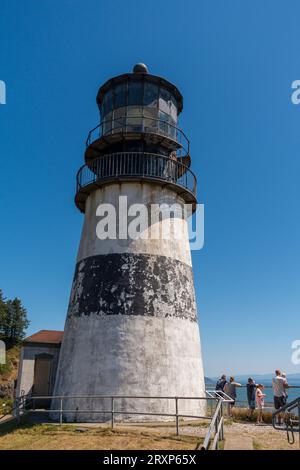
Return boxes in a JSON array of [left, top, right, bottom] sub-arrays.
[[0, 291, 30, 345], [0, 290, 8, 339]]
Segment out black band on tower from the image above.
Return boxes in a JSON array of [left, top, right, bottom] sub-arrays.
[[67, 253, 197, 322]]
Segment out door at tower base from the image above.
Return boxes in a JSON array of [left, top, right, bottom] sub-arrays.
[[52, 183, 205, 421]]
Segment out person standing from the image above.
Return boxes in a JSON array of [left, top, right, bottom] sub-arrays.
[[224, 376, 242, 417], [272, 369, 288, 425], [255, 384, 266, 424], [246, 377, 257, 420], [281, 372, 289, 404], [215, 374, 227, 393]]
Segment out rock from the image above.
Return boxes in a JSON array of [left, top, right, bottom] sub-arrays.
[[0, 381, 14, 399]]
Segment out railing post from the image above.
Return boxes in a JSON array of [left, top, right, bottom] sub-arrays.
[[215, 404, 219, 450], [111, 397, 114, 429], [20, 394, 25, 422], [15, 397, 20, 424], [220, 403, 224, 441], [175, 397, 179, 436], [59, 398, 63, 425]]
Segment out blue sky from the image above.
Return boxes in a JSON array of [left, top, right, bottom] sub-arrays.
[[0, 0, 300, 376]]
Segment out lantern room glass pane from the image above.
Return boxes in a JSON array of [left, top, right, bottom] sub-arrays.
[[114, 83, 127, 108], [158, 110, 169, 135], [170, 94, 178, 122], [168, 115, 176, 139], [102, 111, 112, 135], [143, 107, 157, 133], [126, 106, 143, 131], [128, 81, 143, 105], [112, 107, 126, 133], [159, 88, 171, 114], [102, 89, 113, 117], [144, 82, 158, 107]]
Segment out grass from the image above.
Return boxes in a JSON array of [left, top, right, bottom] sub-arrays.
[[252, 439, 263, 450], [0, 419, 203, 450], [229, 407, 273, 424]]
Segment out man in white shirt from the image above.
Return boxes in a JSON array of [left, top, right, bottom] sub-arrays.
[[272, 369, 288, 425]]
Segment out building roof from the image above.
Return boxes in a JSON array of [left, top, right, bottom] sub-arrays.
[[23, 330, 63, 345]]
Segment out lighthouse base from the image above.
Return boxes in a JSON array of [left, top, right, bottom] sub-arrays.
[[52, 314, 206, 422]]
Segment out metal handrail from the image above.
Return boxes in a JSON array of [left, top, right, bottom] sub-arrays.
[[272, 397, 300, 448], [205, 389, 235, 402], [86, 116, 190, 157], [13, 393, 225, 449], [76, 152, 197, 197], [201, 399, 224, 450]]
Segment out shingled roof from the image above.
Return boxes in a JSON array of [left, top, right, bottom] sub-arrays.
[[23, 330, 64, 344]]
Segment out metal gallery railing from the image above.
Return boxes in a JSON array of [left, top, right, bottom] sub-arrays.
[[13, 394, 231, 451], [86, 116, 190, 158], [76, 152, 197, 197]]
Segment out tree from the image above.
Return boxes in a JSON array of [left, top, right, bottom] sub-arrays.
[[0, 292, 30, 346], [0, 290, 8, 339]]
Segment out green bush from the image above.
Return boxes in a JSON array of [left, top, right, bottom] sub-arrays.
[[0, 397, 13, 416]]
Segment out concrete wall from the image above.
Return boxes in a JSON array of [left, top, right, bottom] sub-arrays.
[[53, 182, 205, 421], [16, 345, 60, 398]]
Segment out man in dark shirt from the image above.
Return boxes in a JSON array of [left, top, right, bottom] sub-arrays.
[[246, 377, 257, 420], [215, 374, 227, 393]]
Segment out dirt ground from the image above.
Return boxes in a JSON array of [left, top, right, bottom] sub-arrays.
[[0, 420, 202, 450], [0, 417, 298, 450], [123, 420, 300, 450]]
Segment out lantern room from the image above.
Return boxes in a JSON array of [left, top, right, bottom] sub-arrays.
[[85, 64, 189, 163]]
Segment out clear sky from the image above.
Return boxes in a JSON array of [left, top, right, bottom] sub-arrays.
[[0, 0, 300, 377]]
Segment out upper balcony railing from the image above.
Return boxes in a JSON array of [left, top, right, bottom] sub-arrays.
[[86, 116, 190, 158], [75, 152, 197, 211]]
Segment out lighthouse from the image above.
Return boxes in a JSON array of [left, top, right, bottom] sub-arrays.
[[53, 64, 205, 420]]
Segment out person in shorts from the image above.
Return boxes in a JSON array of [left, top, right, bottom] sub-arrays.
[[255, 384, 266, 424], [246, 377, 257, 420], [224, 376, 242, 417], [272, 369, 288, 425]]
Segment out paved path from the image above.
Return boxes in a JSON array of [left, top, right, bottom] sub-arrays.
[[224, 434, 253, 450]]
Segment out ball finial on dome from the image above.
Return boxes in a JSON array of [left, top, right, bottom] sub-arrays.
[[133, 63, 149, 74]]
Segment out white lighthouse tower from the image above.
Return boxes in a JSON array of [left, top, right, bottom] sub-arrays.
[[53, 64, 205, 420]]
